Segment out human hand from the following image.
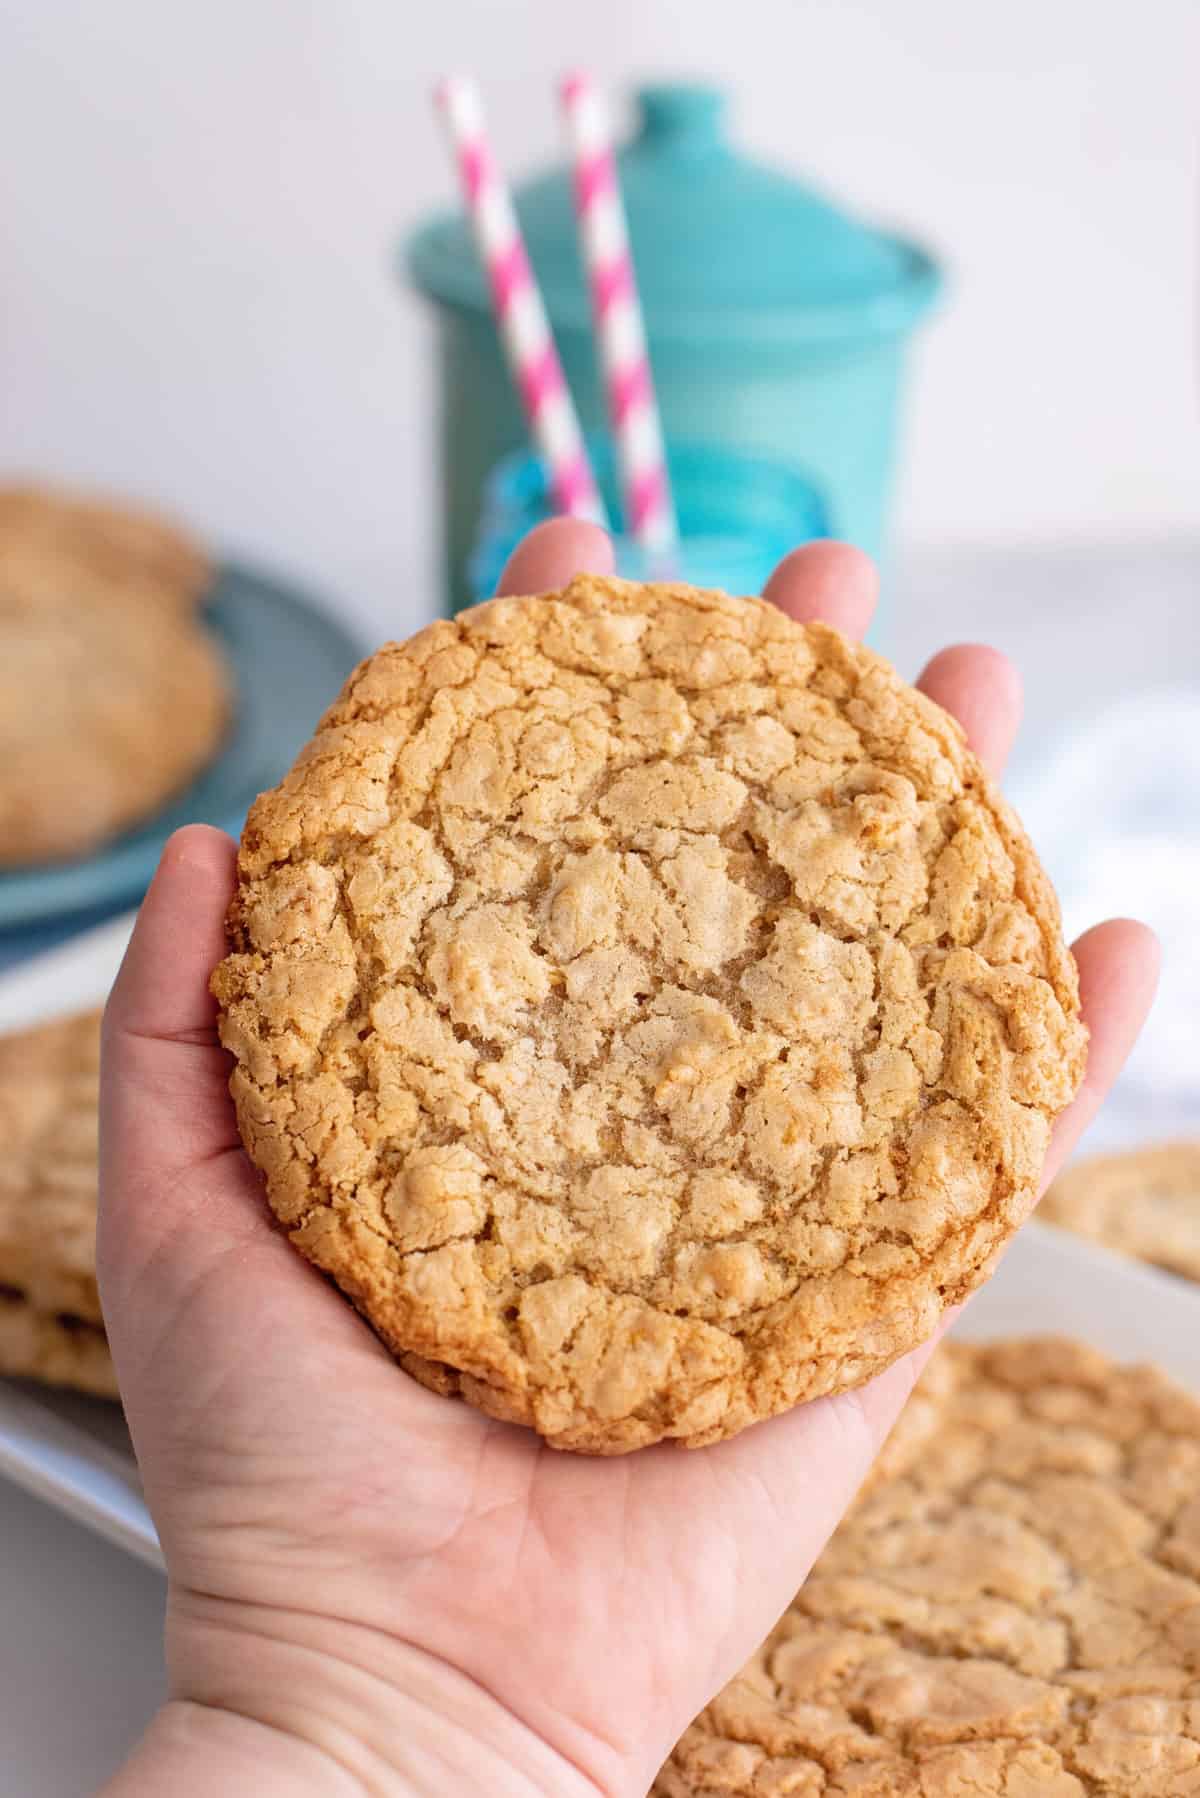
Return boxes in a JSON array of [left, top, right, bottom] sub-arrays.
[[98, 525, 1158, 1798]]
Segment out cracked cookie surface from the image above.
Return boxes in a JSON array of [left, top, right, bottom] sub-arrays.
[[212, 575, 1085, 1452], [655, 1336, 1200, 1796], [0, 1009, 116, 1397], [1043, 1143, 1200, 1284]]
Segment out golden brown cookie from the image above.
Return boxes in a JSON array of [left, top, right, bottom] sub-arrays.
[[1042, 1142, 1200, 1282], [656, 1336, 1200, 1796], [0, 579, 229, 866], [0, 482, 212, 611], [0, 1010, 116, 1398], [213, 575, 1085, 1453]]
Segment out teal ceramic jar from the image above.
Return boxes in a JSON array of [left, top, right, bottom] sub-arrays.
[[406, 82, 942, 616]]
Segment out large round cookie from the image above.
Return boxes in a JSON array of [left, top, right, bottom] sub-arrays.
[[655, 1337, 1200, 1795], [213, 576, 1085, 1453], [0, 584, 229, 866], [1042, 1142, 1200, 1282]]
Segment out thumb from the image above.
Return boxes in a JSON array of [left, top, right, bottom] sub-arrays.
[[100, 823, 239, 1174], [97, 824, 258, 1365], [98, 827, 374, 1415]]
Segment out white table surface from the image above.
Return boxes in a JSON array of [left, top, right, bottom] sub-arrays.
[[4, 535, 1198, 1794]]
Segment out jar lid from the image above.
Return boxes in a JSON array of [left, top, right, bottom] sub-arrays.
[[407, 82, 941, 350]]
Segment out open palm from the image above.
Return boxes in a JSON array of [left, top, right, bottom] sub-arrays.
[[99, 525, 1157, 1798]]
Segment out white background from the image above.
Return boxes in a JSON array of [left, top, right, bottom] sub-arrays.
[[1, 0, 1197, 644]]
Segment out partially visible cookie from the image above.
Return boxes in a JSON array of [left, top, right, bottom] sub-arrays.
[[0, 1294, 116, 1397], [0, 1009, 116, 1398], [1042, 1141, 1200, 1282], [0, 580, 229, 866], [655, 1336, 1200, 1796], [0, 482, 212, 611], [0, 1007, 99, 1084], [214, 574, 1085, 1453]]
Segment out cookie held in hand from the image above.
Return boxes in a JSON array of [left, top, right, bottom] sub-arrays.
[[213, 576, 1085, 1452]]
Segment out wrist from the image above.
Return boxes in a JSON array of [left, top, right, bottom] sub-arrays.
[[106, 1594, 606, 1798], [100, 1700, 363, 1798]]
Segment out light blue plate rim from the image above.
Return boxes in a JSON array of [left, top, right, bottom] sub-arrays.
[[0, 562, 364, 933]]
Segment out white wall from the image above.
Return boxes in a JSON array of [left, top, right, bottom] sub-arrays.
[[1, 1, 1196, 639]]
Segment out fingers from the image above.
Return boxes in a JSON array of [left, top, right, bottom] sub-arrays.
[[761, 541, 878, 639], [499, 532, 1023, 782], [500, 530, 1022, 786], [761, 543, 1022, 777], [495, 518, 615, 597], [1040, 918, 1160, 1191], [502, 530, 878, 634], [916, 644, 1023, 777]]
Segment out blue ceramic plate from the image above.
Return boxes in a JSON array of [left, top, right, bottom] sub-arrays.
[[0, 563, 364, 932]]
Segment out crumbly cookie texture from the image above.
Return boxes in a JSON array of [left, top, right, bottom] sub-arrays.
[[655, 1337, 1200, 1797], [0, 482, 212, 611], [213, 575, 1085, 1453], [0, 1010, 117, 1398], [0, 579, 229, 866], [1042, 1142, 1200, 1283]]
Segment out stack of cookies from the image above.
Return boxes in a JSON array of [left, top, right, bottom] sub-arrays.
[[0, 482, 229, 866], [0, 1008, 115, 1397]]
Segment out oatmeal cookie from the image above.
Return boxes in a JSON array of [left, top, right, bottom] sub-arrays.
[[213, 576, 1085, 1452], [0, 482, 211, 611], [1042, 1142, 1200, 1283], [656, 1336, 1200, 1796], [0, 1010, 116, 1398], [0, 577, 229, 865]]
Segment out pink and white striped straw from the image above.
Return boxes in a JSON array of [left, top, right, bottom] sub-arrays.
[[560, 73, 678, 560], [435, 76, 606, 527]]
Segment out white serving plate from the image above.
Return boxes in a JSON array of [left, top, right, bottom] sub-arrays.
[[1, 915, 1198, 1569]]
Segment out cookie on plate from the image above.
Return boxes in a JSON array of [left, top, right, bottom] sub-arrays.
[[0, 1009, 116, 1398], [0, 482, 212, 612], [1042, 1142, 1200, 1282], [0, 578, 229, 866], [656, 1336, 1200, 1796], [213, 575, 1085, 1453]]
